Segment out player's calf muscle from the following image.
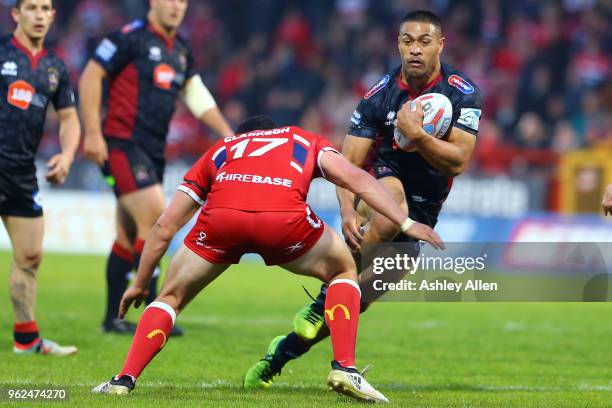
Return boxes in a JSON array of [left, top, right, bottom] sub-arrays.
[[9, 280, 35, 322]]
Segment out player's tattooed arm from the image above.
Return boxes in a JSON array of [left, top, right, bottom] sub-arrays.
[[397, 101, 476, 176], [46, 107, 80, 184], [79, 61, 109, 165], [335, 135, 375, 249]]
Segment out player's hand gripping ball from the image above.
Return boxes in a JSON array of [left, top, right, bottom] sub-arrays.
[[394, 93, 453, 152]]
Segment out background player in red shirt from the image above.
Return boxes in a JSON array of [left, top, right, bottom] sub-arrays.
[[79, 0, 233, 335], [0, 0, 79, 355], [92, 116, 443, 403]]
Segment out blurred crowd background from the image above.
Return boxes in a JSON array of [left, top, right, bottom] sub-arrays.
[[0, 0, 610, 207]]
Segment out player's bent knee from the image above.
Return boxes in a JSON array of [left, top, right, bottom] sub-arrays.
[[14, 249, 42, 271], [155, 294, 182, 313]]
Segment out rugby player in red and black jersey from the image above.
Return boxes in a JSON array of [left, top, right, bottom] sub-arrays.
[[92, 116, 443, 403], [245, 10, 482, 388], [0, 0, 79, 355], [79, 0, 233, 335]]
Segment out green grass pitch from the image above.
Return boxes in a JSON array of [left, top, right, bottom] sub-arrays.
[[0, 251, 611, 407]]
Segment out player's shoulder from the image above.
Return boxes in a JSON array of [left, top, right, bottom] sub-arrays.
[[361, 66, 399, 103], [44, 49, 68, 68], [118, 19, 147, 36], [440, 62, 481, 101], [0, 35, 17, 56], [175, 33, 192, 53], [0, 35, 12, 49], [104, 19, 146, 42], [290, 126, 337, 150], [287, 125, 321, 143]]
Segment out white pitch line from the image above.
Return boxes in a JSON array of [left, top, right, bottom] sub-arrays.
[[3, 380, 611, 392]]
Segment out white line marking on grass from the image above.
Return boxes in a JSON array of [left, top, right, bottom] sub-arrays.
[[4, 380, 611, 392]]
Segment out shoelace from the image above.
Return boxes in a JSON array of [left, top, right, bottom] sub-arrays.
[[304, 308, 323, 325], [259, 360, 282, 382], [360, 365, 372, 377]]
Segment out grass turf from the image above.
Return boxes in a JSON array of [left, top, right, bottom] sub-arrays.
[[0, 251, 610, 407]]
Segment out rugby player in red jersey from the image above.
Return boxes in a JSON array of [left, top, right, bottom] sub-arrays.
[[0, 0, 79, 355], [79, 0, 233, 335], [92, 116, 444, 403]]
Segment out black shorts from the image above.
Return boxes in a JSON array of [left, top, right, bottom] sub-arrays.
[[373, 165, 443, 235], [102, 138, 165, 198], [0, 169, 42, 218]]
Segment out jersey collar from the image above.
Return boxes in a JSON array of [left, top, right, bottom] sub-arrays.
[[11, 36, 47, 70], [396, 67, 442, 99], [147, 20, 175, 52]]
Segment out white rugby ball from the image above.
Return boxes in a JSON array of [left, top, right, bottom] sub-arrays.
[[394, 92, 453, 152]]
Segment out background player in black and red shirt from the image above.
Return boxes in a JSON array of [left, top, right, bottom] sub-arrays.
[[244, 10, 482, 388], [79, 0, 233, 334], [0, 0, 79, 355]]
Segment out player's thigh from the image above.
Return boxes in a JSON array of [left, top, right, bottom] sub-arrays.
[[280, 224, 357, 282], [2, 215, 44, 267], [159, 244, 229, 312], [118, 184, 165, 233]]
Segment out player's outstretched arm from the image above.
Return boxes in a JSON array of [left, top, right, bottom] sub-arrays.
[[45, 107, 80, 184], [603, 184, 612, 216], [79, 61, 108, 165], [120, 191, 200, 318], [397, 101, 475, 177], [335, 135, 375, 248], [321, 151, 444, 250], [181, 75, 233, 138]]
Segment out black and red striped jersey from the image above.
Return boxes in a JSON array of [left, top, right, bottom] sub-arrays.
[[349, 63, 482, 205], [0, 35, 76, 169], [91, 19, 196, 160]]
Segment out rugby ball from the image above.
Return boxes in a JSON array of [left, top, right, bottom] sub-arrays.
[[394, 93, 453, 152]]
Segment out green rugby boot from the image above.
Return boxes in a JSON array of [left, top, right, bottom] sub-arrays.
[[293, 301, 325, 341], [243, 335, 285, 389]]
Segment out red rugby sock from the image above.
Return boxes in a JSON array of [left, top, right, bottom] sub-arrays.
[[324, 279, 360, 368], [117, 301, 175, 380]]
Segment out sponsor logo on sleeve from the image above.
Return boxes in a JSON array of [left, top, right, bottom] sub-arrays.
[[1, 61, 17, 76], [457, 108, 481, 131], [95, 38, 117, 62], [364, 75, 390, 99], [7, 80, 35, 110], [153, 63, 176, 90], [448, 74, 474, 94], [350, 110, 362, 125], [121, 19, 144, 33]]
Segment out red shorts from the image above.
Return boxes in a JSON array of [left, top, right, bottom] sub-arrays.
[[184, 206, 325, 265]]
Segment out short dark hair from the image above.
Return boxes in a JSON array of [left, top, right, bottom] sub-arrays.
[[14, 0, 54, 9], [401, 10, 442, 34], [235, 115, 279, 134]]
